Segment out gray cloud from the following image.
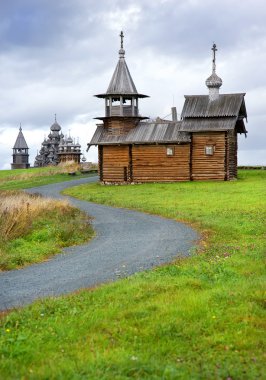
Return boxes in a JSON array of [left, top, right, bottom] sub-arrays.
[[0, 0, 265, 169]]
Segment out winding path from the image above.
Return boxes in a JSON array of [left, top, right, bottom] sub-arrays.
[[0, 176, 198, 311]]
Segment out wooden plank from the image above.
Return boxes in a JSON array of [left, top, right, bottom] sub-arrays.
[[132, 144, 190, 182], [191, 132, 226, 180], [102, 145, 129, 182]]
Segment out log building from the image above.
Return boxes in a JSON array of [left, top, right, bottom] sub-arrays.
[[34, 116, 81, 167], [88, 33, 247, 183], [11, 126, 30, 169]]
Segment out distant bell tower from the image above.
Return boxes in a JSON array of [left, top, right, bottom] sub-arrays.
[[11, 125, 30, 169], [94, 31, 149, 133]]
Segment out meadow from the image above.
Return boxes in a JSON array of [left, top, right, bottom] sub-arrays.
[[0, 163, 95, 190], [0, 170, 265, 379]]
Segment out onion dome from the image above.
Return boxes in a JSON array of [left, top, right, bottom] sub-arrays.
[[75, 137, 81, 148], [50, 114, 62, 132], [66, 136, 73, 144], [205, 72, 222, 89]]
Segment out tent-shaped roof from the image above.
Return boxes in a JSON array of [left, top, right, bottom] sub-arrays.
[[95, 32, 148, 99], [106, 56, 138, 95], [13, 127, 29, 149]]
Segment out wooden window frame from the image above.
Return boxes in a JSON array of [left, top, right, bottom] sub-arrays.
[[166, 146, 175, 156], [205, 145, 215, 156]]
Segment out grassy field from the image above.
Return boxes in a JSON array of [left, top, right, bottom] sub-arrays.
[[0, 170, 265, 379], [0, 165, 96, 190]]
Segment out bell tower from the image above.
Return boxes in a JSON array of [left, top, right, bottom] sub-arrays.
[[11, 125, 30, 169], [95, 31, 148, 133]]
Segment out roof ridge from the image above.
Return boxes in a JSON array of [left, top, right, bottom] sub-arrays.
[[184, 93, 246, 98]]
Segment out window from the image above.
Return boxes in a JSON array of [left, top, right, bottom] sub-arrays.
[[205, 145, 214, 155], [166, 147, 174, 156]]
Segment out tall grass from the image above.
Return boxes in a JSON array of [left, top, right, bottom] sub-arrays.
[[0, 191, 69, 241], [0, 191, 94, 270]]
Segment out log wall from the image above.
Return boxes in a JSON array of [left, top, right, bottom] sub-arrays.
[[132, 144, 190, 182], [227, 129, 238, 179], [100, 130, 237, 183], [59, 153, 80, 164], [103, 118, 139, 136], [191, 132, 226, 180], [102, 145, 129, 182]]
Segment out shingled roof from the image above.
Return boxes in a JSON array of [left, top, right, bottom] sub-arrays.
[[181, 93, 247, 119], [95, 32, 148, 99], [180, 117, 236, 132], [13, 127, 28, 149], [106, 56, 138, 95], [88, 122, 190, 147]]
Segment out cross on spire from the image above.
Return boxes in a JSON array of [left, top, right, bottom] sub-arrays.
[[55, 113, 57, 122], [212, 43, 217, 73], [120, 31, 124, 49]]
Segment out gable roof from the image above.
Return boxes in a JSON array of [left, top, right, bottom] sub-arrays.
[[13, 128, 28, 149], [181, 93, 246, 119], [88, 122, 190, 147]]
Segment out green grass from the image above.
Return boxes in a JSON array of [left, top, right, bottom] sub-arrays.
[[0, 170, 265, 379], [0, 203, 94, 270], [0, 167, 96, 269], [0, 167, 96, 190]]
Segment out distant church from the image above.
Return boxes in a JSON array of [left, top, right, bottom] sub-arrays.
[[88, 32, 247, 182], [34, 116, 81, 167], [11, 126, 30, 169]]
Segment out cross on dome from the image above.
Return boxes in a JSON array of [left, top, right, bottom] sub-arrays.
[[120, 31, 124, 49], [212, 43, 217, 73]]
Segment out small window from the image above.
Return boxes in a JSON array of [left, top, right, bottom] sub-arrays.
[[166, 147, 174, 156], [205, 145, 214, 155]]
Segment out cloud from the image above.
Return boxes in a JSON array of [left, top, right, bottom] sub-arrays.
[[0, 0, 266, 169]]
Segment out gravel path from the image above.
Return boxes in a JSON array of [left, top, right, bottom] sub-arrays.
[[0, 176, 198, 311]]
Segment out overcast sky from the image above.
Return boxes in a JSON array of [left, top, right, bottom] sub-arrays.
[[0, 0, 265, 169]]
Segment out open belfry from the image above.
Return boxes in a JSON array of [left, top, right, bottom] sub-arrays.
[[88, 32, 247, 183], [11, 125, 30, 169]]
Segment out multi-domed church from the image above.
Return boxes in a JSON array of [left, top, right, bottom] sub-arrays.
[[34, 116, 81, 167], [88, 32, 247, 183]]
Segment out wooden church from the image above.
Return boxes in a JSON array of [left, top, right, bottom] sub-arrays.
[[88, 33, 247, 183], [11, 126, 30, 169]]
